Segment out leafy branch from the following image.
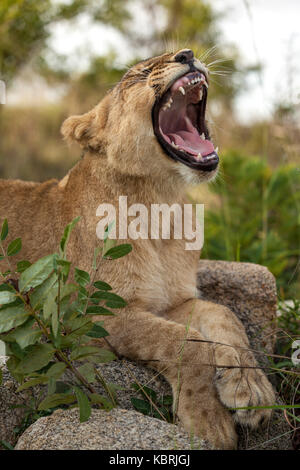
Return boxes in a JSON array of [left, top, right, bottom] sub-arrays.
[[0, 217, 132, 422]]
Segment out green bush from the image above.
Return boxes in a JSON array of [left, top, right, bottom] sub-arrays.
[[0, 217, 132, 426], [202, 151, 300, 298]]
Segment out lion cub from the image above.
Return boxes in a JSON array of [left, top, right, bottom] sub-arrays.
[[0, 49, 275, 449]]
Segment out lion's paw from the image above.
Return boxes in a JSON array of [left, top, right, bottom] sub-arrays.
[[214, 366, 275, 428]]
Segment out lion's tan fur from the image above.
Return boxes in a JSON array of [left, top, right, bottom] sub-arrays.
[[0, 50, 275, 449]]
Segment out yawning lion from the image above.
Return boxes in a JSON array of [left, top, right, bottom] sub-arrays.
[[0, 49, 275, 449]]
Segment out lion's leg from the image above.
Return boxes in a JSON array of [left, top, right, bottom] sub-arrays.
[[166, 298, 275, 428], [101, 307, 237, 449]]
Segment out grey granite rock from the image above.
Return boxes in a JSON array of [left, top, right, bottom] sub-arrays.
[[0, 367, 32, 448], [15, 408, 206, 450], [197, 260, 277, 352]]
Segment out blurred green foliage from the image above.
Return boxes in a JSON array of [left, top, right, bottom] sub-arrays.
[[202, 151, 300, 297], [0, 0, 132, 84]]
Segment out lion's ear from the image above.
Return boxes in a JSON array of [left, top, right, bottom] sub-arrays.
[[61, 95, 111, 151]]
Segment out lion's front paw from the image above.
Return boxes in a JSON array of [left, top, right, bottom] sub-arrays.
[[177, 385, 238, 449], [214, 366, 275, 428]]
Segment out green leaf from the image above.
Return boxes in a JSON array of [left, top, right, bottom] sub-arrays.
[[51, 310, 59, 337], [15, 344, 55, 374], [54, 381, 72, 394], [38, 393, 76, 411], [0, 290, 16, 305], [89, 393, 114, 410], [160, 395, 173, 406], [87, 349, 116, 364], [93, 281, 112, 291], [103, 244, 132, 260], [86, 305, 115, 316], [29, 273, 58, 309], [132, 383, 157, 402], [90, 291, 127, 308], [19, 254, 55, 293], [0, 304, 29, 334], [16, 376, 49, 392], [16, 260, 32, 273], [60, 217, 80, 254], [0, 283, 15, 292], [60, 283, 78, 300], [86, 323, 109, 338], [7, 238, 22, 256], [56, 259, 71, 281], [131, 397, 151, 415], [70, 346, 100, 361], [74, 386, 91, 422], [92, 246, 102, 271], [12, 321, 42, 349], [0, 440, 14, 450], [75, 268, 90, 286], [77, 363, 95, 383], [46, 362, 67, 379], [62, 318, 93, 342], [0, 219, 8, 241], [6, 356, 24, 383]]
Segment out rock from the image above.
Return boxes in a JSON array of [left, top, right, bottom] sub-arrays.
[[0, 367, 32, 448], [197, 260, 277, 352], [15, 408, 206, 450]]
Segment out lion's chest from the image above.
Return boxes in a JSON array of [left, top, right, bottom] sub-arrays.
[[136, 239, 199, 315]]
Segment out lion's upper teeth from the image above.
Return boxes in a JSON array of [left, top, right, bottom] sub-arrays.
[[216, 146, 219, 153], [179, 86, 185, 95], [196, 153, 202, 160], [200, 133, 205, 140], [203, 79, 208, 88]]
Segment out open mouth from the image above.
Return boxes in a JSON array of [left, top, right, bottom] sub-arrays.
[[152, 70, 219, 171]]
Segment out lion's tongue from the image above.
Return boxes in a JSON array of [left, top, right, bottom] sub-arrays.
[[167, 131, 214, 156], [159, 100, 214, 157]]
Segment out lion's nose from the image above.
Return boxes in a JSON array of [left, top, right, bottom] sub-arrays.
[[174, 49, 194, 64]]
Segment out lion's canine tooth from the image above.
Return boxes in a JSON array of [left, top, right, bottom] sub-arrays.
[[179, 86, 185, 95], [204, 79, 208, 88], [199, 89, 203, 100], [200, 133, 205, 140], [216, 146, 219, 153], [197, 152, 202, 160]]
